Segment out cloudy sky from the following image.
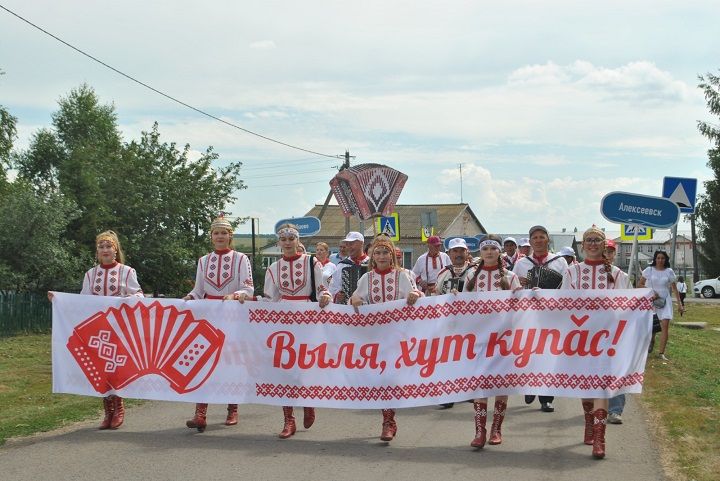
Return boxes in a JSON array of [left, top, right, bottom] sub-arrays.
[[1, 0, 718, 238]]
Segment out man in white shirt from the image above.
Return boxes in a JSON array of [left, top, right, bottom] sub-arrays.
[[329, 232, 369, 303], [411, 235, 452, 295], [513, 225, 568, 413]]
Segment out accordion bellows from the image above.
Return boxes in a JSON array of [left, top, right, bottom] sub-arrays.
[[67, 301, 224, 394], [330, 163, 408, 220]]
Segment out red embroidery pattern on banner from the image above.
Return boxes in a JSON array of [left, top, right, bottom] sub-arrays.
[[248, 296, 652, 326], [255, 372, 644, 400]]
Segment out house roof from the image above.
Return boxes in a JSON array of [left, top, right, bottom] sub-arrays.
[[307, 203, 487, 239]]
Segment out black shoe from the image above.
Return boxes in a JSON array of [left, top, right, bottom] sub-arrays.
[[438, 403, 455, 409], [648, 337, 655, 353], [524, 395, 535, 404], [540, 402, 555, 412]]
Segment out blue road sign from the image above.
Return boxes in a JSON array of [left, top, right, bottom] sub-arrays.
[[443, 236, 481, 252], [600, 192, 680, 229], [623, 224, 648, 237], [662, 177, 697, 214], [274, 216, 321, 237]]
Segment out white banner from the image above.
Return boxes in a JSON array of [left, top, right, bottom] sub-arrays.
[[52, 289, 653, 408]]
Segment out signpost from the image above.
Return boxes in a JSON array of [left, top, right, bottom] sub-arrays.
[[375, 213, 400, 241], [601, 191, 680, 281], [662, 177, 698, 271], [620, 224, 652, 241], [273, 216, 322, 237]]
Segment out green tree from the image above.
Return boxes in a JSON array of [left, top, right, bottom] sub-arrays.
[[0, 104, 17, 185], [112, 124, 245, 296], [0, 181, 85, 292], [696, 71, 720, 276]]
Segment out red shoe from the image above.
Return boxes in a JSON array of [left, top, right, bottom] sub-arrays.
[[488, 400, 506, 445], [470, 401, 488, 448], [110, 396, 125, 429], [582, 400, 594, 445], [592, 409, 608, 459], [279, 407, 296, 439], [380, 409, 397, 441], [99, 397, 114, 430], [225, 404, 238, 426], [186, 403, 208, 432], [303, 407, 316, 429]]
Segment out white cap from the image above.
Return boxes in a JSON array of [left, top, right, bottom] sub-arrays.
[[557, 246, 575, 257], [503, 237, 517, 246], [447, 238, 468, 250], [343, 231, 364, 243], [519, 237, 531, 247]]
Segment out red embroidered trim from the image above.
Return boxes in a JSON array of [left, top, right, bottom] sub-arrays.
[[249, 296, 653, 326], [255, 372, 645, 400]]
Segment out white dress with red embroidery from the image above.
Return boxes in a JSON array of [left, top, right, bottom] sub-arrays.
[[81, 262, 143, 297], [186, 249, 254, 300], [465, 265, 521, 292], [264, 253, 328, 302], [411, 252, 452, 287], [351, 268, 422, 305], [561, 259, 630, 290]]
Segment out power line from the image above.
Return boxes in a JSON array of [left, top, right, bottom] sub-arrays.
[[241, 157, 336, 171], [243, 167, 335, 180], [0, 3, 342, 159], [245, 179, 329, 188]]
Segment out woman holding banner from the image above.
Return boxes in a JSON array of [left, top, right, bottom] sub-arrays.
[[264, 223, 332, 439], [182, 214, 254, 432], [48, 230, 143, 430], [464, 234, 521, 449], [349, 235, 423, 442], [561, 226, 630, 459]]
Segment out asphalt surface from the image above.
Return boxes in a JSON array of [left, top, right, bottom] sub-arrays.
[[1, 395, 666, 481]]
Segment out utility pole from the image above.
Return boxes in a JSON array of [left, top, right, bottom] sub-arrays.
[[343, 150, 351, 234], [691, 214, 700, 282], [459, 163, 464, 203]]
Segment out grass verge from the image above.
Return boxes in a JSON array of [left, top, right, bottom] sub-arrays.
[[0, 333, 141, 446], [641, 302, 720, 481]]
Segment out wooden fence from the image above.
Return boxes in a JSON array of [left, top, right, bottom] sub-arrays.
[[0, 292, 52, 337]]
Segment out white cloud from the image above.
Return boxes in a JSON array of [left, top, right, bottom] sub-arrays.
[[249, 40, 276, 50]]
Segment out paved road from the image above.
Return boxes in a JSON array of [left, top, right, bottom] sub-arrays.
[[1, 395, 665, 481]]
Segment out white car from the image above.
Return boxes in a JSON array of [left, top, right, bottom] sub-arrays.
[[694, 276, 720, 298]]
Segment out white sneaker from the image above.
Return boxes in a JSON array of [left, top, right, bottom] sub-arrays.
[[659, 353, 670, 361], [608, 412, 623, 424]]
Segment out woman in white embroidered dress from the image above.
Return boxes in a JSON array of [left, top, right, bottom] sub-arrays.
[[349, 235, 423, 442], [264, 223, 332, 439], [638, 250, 683, 361], [49, 230, 143, 430], [463, 235, 521, 449], [561, 226, 630, 460], [182, 215, 254, 432]]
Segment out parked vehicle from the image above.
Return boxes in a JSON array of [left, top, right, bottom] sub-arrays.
[[693, 276, 720, 298]]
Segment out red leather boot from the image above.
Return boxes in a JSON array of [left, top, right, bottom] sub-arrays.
[[380, 409, 397, 441], [582, 400, 594, 445], [279, 406, 296, 439], [225, 404, 238, 426], [470, 401, 488, 448], [110, 396, 125, 429], [592, 408, 608, 459], [186, 403, 208, 432], [488, 399, 506, 445], [303, 407, 316, 429], [99, 396, 114, 430]]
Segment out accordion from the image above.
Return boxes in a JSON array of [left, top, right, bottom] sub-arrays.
[[330, 164, 408, 220], [526, 256, 564, 289], [340, 263, 368, 303], [66, 301, 224, 395]]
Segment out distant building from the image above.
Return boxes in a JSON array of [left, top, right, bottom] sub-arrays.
[[612, 234, 699, 279], [259, 203, 487, 268]]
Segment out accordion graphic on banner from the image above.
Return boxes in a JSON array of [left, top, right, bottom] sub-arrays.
[[66, 301, 224, 394], [330, 164, 408, 220]]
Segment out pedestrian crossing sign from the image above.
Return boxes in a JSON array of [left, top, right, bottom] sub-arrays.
[[421, 226, 435, 242], [375, 212, 400, 241], [620, 224, 653, 241]]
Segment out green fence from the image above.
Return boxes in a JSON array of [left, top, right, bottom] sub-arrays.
[[0, 292, 52, 337]]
